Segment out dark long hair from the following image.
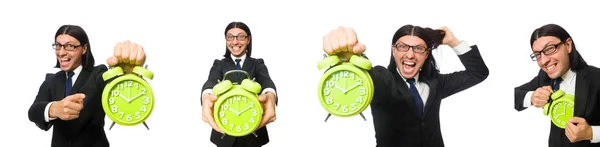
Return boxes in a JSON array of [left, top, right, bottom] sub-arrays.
[[223, 22, 252, 58], [388, 24, 445, 80], [530, 24, 587, 71], [53, 24, 95, 71]]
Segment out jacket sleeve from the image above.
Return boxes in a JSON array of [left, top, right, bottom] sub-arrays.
[[28, 73, 55, 131]]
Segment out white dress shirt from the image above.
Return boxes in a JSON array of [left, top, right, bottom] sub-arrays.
[[44, 65, 83, 122], [396, 41, 472, 107], [202, 54, 277, 100], [522, 69, 600, 143]]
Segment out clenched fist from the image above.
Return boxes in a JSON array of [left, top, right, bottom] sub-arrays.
[[49, 93, 86, 120], [531, 86, 553, 108]]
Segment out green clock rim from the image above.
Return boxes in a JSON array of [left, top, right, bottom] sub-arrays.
[[102, 66, 124, 81], [213, 85, 264, 137], [133, 66, 154, 80], [548, 93, 575, 129], [349, 55, 372, 70], [317, 62, 374, 117], [543, 103, 550, 116], [551, 89, 565, 100], [101, 74, 155, 126], [318, 55, 340, 70]]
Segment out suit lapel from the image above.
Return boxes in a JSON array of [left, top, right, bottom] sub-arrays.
[[70, 69, 91, 95], [422, 78, 437, 118], [54, 72, 66, 100], [242, 57, 252, 71], [391, 69, 419, 118], [574, 69, 589, 117]]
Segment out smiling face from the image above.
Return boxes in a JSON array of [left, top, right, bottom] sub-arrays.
[[55, 34, 86, 71], [531, 36, 572, 79], [226, 28, 250, 57], [393, 35, 429, 79]]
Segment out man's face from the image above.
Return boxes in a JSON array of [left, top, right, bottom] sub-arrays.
[[531, 36, 572, 79], [393, 35, 429, 79], [226, 28, 250, 57], [55, 34, 86, 71]]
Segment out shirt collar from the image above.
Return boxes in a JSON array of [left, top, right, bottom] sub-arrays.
[[230, 53, 247, 66], [65, 65, 82, 79], [561, 69, 575, 82], [396, 67, 420, 83]]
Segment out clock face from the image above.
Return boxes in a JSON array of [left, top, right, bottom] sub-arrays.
[[103, 76, 154, 126], [214, 95, 262, 136], [550, 100, 574, 129], [319, 69, 371, 116]]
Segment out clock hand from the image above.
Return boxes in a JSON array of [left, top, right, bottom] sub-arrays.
[[119, 94, 131, 102], [334, 85, 346, 93], [229, 108, 240, 116], [238, 105, 254, 114], [129, 91, 147, 102], [344, 82, 362, 94]]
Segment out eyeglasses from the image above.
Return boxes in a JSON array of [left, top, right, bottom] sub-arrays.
[[226, 35, 248, 41], [392, 42, 428, 54], [530, 41, 564, 61], [53, 43, 82, 51]]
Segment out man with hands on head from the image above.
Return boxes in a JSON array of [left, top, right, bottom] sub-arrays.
[[514, 24, 600, 146], [28, 24, 148, 147], [323, 25, 488, 147], [201, 21, 278, 147]]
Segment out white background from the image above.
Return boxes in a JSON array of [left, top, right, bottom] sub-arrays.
[[1, 0, 599, 146]]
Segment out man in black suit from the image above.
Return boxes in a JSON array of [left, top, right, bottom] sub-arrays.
[[322, 25, 489, 147], [201, 22, 278, 147], [27, 24, 148, 147], [514, 24, 600, 147]]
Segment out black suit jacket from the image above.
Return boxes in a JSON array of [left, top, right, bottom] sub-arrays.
[[202, 57, 277, 147], [368, 46, 488, 147], [28, 65, 109, 147], [515, 66, 600, 147]]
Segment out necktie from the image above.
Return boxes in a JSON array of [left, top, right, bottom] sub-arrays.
[[235, 59, 242, 78], [407, 78, 423, 118], [65, 71, 74, 96], [552, 77, 563, 91]]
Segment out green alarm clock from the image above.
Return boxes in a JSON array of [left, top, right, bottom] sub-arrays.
[[213, 70, 263, 137], [317, 54, 374, 122], [543, 89, 574, 129], [102, 66, 155, 130]]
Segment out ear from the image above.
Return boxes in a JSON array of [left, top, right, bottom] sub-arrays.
[[565, 38, 573, 53], [82, 44, 88, 55]]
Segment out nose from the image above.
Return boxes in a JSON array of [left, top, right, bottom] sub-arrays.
[[405, 47, 415, 58], [539, 53, 551, 65], [56, 48, 67, 56]]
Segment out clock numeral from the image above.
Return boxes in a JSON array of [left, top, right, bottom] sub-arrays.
[[229, 124, 234, 130], [141, 105, 147, 112], [135, 112, 141, 119], [119, 112, 124, 118], [135, 83, 139, 89], [356, 96, 363, 103], [141, 88, 147, 94], [221, 118, 228, 125], [357, 79, 363, 85], [341, 105, 349, 113], [126, 81, 133, 87], [118, 84, 124, 90], [360, 87, 366, 95], [126, 114, 132, 121], [235, 96, 242, 101], [111, 106, 118, 113], [219, 111, 225, 118], [109, 98, 115, 104], [351, 73, 355, 79], [334, 103, 340, 110], [222, 104, 229, 110], [111, 90, 119, 97], [236, 125, 242, 132], [143, 97, 150, 104], [252, 110, 257, 116], [228, 98, 233, 104], [342, 71, 349, 78], [333, 74, 339, 81], [350, 103, 357, 110], [326, 81, 335, 88], [323, 89, 330, 96], [249, 102, 254, 106], [243, 97, 247, 103], [249, 118, 255, 123], [326, 97, 333, 104], [244, 123, 249, 130]]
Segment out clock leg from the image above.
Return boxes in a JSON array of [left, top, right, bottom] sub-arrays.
[[143, 121, 150, 130], [324, 113, 332, 122], [359, 112, 367, 121], [109, 121, 116, 130], [252, 132, 258, 138], [220, 133, 226, 139]]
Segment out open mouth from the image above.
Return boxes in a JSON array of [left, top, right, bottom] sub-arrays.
[[545, 63, 557, 72], [60, 58, 72, 67], [402, 61, 416, 72]]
